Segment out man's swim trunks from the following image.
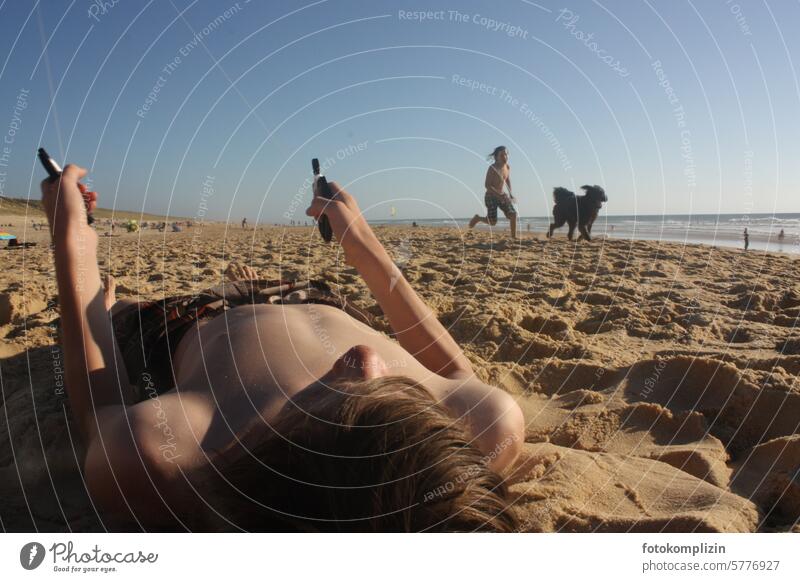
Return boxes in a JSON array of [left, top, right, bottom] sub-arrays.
[[484, 192, 517, 222], [111, 279, 373, 401]]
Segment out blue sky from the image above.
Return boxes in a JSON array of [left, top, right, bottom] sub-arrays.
[[1, 0, 798, 222]]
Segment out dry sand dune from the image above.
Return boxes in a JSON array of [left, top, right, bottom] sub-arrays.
[[1, 220, 798, 532]]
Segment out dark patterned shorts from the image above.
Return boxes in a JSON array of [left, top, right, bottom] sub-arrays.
[[485, 192, 517, 222], [112, 279, 373, 401]]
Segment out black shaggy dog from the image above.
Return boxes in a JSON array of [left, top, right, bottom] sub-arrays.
[[547, 185, 607, 241]]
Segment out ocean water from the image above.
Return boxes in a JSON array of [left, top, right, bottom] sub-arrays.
[[374, 213, 800, 254]]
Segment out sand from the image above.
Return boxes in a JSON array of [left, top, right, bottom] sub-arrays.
[[1, 216, 798, 532]]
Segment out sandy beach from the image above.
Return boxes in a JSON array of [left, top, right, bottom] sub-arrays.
[[1, 218, 798, 532]]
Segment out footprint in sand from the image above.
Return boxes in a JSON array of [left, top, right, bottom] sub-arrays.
[[775, 336, 800, 355]]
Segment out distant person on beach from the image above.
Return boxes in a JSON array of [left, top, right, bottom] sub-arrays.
[[778, 229, 785, 241], [743, 228, 749, 251], [241, 217, 247, 229], [469, 146, 518, 239], [41, 164, 523, 532]]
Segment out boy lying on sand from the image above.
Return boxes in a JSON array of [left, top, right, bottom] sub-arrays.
[[42, 164, 524, 531], [469, 145, 518, 239]]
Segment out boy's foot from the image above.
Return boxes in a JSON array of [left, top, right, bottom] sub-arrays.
[[103, 274, 117, 311], [224, 261, 259, 282], [468, 214, 481, 228]]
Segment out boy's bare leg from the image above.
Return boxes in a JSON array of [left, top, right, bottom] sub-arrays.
[[510, 214, 517, 239]]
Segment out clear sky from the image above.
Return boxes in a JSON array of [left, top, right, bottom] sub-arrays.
[[1, 0, 798, 223]]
